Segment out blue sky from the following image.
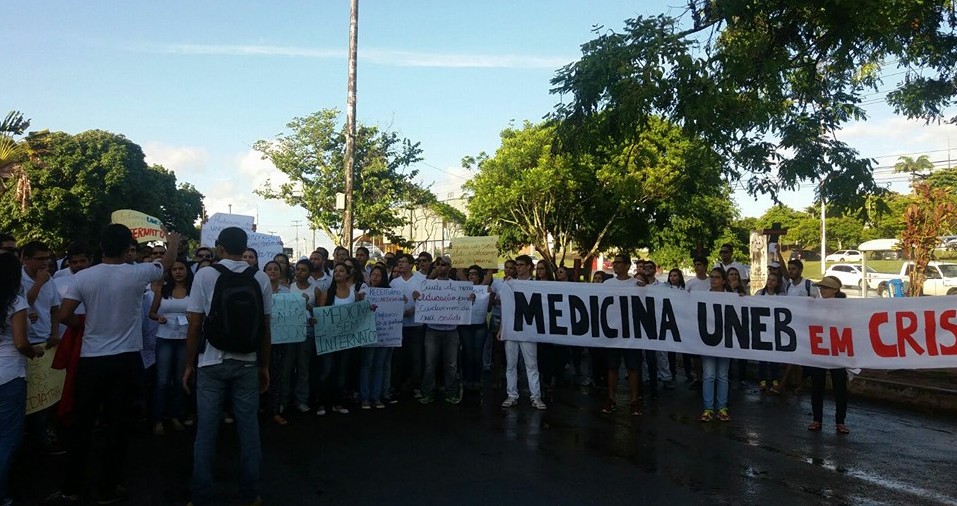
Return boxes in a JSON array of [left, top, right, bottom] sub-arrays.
[[6, 1, 956, 257]]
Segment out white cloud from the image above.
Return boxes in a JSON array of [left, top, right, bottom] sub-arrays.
[[838, 117, 957, 165], [236, 149, 291, 189], [135, 42, 572, 69], [143, 142, 209, 175]]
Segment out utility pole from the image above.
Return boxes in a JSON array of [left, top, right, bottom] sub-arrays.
[[342, 0, 359, 252]]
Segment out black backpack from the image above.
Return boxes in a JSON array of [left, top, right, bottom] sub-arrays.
[[204, 264, 265, 354]]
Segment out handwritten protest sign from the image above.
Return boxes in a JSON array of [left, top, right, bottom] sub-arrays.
[[366, 288, 405, 347], [414, 279, 473, 325], [248, 232, 284, 271], [271, 292, 309, 344], [470, 286, 490, 324], [200, 213, 255, 248], [26, 347, 66, 415], [314, 300, 378, 355], [112, 209, 166, 244], [449, 236, 499, 269]]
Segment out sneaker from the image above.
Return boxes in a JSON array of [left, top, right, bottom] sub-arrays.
[[315, 406, 327, 416], [331, 405, 350, 414], [445, 394, 461, 405], [374, 401, 386, 409], [97, 485, 128, 505], [769, 380, 782, 395], [717, 408, 731, 422], [361, 402, 372, 410], [412, 389, 423, 399], [759, 380, 768, 392], [223, 413, 235, 424], [182, 416, 195, 427], [630, 401, 643, 416], [386, 396, 399, 405], [418, 394, 435, 405], [699, 409, 714, 422], [601, 399, 616, 414], [44, 490, 80, 506], [152, 421, 165, 436], [531, 399, 547, 410], [169, 418, 185, 431], [298, 403, 311, 413], [501, 397, 518, 408]]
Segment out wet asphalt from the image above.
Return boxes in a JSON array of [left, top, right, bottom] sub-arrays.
[[13, 371, 957, 506]]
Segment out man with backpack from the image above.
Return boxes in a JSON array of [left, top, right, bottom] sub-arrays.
[[786, 259, 819, 298], [183, 227, 272, 506]]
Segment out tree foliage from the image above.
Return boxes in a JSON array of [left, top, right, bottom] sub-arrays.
[[0, 130, 204, 249], [0, 111, 50, 210], [254, 109, 435, 248], [550, 1, 957, 213], [465, 118, 735, 271], [902, 182, 957, 295]]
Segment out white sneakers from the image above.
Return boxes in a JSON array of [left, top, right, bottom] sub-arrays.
[[531, 399, 548, 410], [501, 397, 548, 410]]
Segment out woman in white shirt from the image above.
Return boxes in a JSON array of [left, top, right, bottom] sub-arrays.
[[0, 253, 45, 506], [148, 258, 193, 436], [263, 261, 291, 425], [283, 260, 319, 416]]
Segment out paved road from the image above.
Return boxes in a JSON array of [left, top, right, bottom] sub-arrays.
[[13, 377, 957, 506]]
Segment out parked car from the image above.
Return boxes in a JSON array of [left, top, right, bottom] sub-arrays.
[[871, 261, 957, 297], [824, 249, 863, 262], [824, 264, 879, 290], [869, 250, 901, 260], [788, 249, 821, 261]]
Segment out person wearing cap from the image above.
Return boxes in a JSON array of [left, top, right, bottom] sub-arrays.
[[415, 255, 463, 405], [807, 276, 850, 434]]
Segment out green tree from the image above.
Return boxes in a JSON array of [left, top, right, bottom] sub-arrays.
[[464, 118, 734, 272], [550, 2, 957, 212], [254, 109, 434, 248], [0, 130, 204, 248], [0, 111, 50, 210]]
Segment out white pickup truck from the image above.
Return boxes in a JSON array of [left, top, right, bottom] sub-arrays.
[[872, 261, 957, 297]]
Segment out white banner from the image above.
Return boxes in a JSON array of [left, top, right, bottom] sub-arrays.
[[414, 279, 473, 325], [499, 280, 957, 370], [367, 288, 405, 347]]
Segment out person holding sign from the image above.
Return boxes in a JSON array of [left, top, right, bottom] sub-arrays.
[[601, 254, 645, 416], [284, 260, 320, 415], [148, 257, 193, 436], [460, 265, 491, 392], [807, 276, 851, 435], [415, 255, 469, 405], [358, 265, 393, 409], [699, 267, 734, 423], [0, 252, 46, 506], [500, 255, 547, 410], [264, 261, 291, 426], [314, 262, 361, 416]]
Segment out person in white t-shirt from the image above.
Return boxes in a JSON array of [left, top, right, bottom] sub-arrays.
[[500, 255, 547, 410], [389, 254, 426, 398], [183, 227, 272, 506], [601, 254, 645, 416], [714, 243, 750, 287], [786, 259, 820, 298], [685, 256, 712, 293], [45, 225, 179, 506], [0, 252, 45, 506]]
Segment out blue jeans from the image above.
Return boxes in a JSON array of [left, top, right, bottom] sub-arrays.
[[153, 338, 187, 421], [701, 356, 730, 411], [192, 360, 261, 505], [359, 347, 390, 402], [0, 378, 26, 501]]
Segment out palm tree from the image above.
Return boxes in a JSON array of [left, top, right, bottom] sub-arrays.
[[0, 111, 48, 210], [894, 154, 934, 185]]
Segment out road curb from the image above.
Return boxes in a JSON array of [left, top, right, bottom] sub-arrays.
[[849, 376, 957, 415]]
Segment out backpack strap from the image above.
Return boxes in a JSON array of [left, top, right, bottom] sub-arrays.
[[805, 278, 812, 296], [211, 264, 231, 276]]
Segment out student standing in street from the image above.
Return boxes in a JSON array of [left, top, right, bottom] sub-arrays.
[[183, 227, 271, 506], [45, 225, 179, 506]]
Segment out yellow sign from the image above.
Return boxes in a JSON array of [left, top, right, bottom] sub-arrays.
[[25, 347, 66, 415], [449, 236, 499, 269], [111, 209, 166, 244]]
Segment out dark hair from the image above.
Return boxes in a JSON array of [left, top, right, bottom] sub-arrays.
[[726, 267, 747, 295], [467, 265, 485, 280], [217, 227, 248, 255], [692, 255, 708, 266], [535, 260, 554, 281], [19, 240, 49, 260], [592, 270, 608, 282], [615, 253, 631, 264], [344, 258, 365, 289], [295, 258, 313, 275], [720, 243, 734, 253], [0, 253, 22, 333], [515, 254, 533, 265], [162, 257, 194, 298], [0, 233, 15, 245], [101, 224, 134, 257], [668, 268, 685, 289], [504, 259, 517, 268], [356, 246, 370, 256], [417, 251, 433, 262], [710, 266, 731, 292], [788, 259, 804, 270], [195, 247, 213, 256], [761, 272, 786, 295], [645, 260, 657, 269], [65, 241, 91, 260], [333, 246, 349, 257], [326, 262, 354, 306], [396, 253, 415, 265], [315, 247, 329, 258], [263, 260, 281, 274], [244, 248, 259, 261], [369, 264, 391, 288]]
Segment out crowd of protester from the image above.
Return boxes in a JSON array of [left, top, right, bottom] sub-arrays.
[[0, 226, 853, 506]]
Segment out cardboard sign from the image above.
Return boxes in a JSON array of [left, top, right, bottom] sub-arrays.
[[26, 346, 66, 415], [248, 232, 284, 271], [449, 236, 499, 269], [111, 209, 166, 244], [414, 279, 473, 325], [200, 213, 255, 248], [313, 300, 378, 355], [271, 292, 310, 344], [366, 288, 405, 347]]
